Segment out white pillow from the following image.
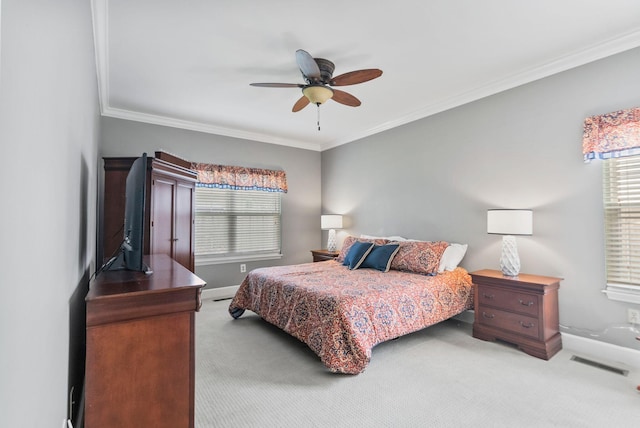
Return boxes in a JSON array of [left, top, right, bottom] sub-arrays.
[[360, 234, 407, 242], [438, 243, 468, 273]]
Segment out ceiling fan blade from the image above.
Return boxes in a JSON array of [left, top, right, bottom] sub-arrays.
[[331, 89, 361, 107], [330, 69, 383, 86], [295, 49, 321, 80], [292, 95, 310, 112], [250, 83, 303, 88]]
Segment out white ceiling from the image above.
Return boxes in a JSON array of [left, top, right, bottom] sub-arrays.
[[92, 0, 640, 152]]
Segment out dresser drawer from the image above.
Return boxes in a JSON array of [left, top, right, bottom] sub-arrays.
[[478, 308, 540, 339], [476, 285, 539, 317]]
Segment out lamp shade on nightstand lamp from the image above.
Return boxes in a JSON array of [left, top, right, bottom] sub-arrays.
[[321, 215, 343, 252], [487, 209, 533, 277]]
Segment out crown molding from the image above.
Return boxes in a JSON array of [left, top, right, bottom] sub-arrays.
[[101, 107, 322, 151], [323, 29, 640, 151]]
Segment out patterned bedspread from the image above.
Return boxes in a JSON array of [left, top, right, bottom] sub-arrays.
[[228, 261, 473, 374]]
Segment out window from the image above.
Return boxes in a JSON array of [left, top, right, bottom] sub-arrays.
[[583, 106, 640, 302], [195, 186, 282, 264], [602, 155, 640, 303]]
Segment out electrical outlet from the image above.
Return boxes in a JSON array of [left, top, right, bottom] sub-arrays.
[[628, 308, 640, 324], [240, 264, 246, 273]]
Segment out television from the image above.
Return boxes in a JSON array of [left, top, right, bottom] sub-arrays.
[[102, 152, 152, 274]]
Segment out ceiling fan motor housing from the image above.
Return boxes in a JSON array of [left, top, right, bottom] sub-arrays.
[[314, 58, 335, 84]]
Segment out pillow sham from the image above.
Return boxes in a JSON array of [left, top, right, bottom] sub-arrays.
[[344, 241, 375, 270], [360, 234, 407, 242], [390, 240, 449, 275], [338, 236, 359, 263], [438, 243, 468, 273], [360, 244, 401, 272], [338, 236, 389, 263]]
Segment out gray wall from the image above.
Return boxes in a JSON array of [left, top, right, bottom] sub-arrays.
[[0, 0, 100, 426], [100, 117, 322, 288], [322, 47, 640, 350]]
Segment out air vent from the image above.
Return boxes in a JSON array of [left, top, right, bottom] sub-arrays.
[[570, 355, 629, 376]]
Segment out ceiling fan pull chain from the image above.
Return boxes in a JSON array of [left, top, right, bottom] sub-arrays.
[[317, 104, 321, 131]]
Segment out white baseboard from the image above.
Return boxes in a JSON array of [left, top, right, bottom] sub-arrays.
[[202, 285, 239, 301], [454, 310, 639, 369], [561, 332, 640, 369]]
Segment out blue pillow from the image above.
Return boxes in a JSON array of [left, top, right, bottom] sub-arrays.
[[361, 244, 401, 272], [342, 241, 364, 266], [344, 241, 375, 270]]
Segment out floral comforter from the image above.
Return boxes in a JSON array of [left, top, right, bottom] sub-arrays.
[[228, 261, 473, 374]]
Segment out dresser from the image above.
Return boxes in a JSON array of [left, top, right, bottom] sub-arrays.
[[471, 269, 562, 360], [310, 249, 340, 262], [85, 254, 205, 427]]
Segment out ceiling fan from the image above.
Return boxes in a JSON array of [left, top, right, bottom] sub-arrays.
[[250, 49, 382, 129]]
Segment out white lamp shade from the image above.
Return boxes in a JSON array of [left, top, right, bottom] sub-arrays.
[[487, 209, 533, 236], [321, 215, 343, 230]]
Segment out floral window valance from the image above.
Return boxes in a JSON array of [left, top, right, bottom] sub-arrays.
[[191, 163, 288, 193], [583, 107, 640, 162]]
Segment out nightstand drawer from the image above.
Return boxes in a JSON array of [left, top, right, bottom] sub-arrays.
[[476, 285, 539, 317], [478, 308, 540, 339], [310, 249, 339, 262]]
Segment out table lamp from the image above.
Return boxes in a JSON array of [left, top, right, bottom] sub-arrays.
[[321, 215, 343, 252]]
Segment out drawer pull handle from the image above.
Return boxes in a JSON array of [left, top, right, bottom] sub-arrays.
[[519, 321, 535, 328], [518, 299, 534, 307], [482, 312, 495, 319], [482, 293, 494, 299]]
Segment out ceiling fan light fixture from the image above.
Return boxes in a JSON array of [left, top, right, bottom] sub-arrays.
[[302, 85, 334, 105]]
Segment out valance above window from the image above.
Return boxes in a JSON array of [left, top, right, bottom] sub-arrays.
[[582, 107, 640, 162], [191, 163, 288, 193]]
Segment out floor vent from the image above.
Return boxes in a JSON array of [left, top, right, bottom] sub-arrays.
[[570, 355, 629, 376]]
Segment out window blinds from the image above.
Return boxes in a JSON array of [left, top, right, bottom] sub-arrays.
[[603, 156, 640, 286], [195, 187, 281, 258]]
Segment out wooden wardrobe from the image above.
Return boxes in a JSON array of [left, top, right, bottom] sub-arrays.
[[101, 151, 197, 272]]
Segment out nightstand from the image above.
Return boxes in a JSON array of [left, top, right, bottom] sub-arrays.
[[471, 269, 562, 360], [310, 249, 339, 262]]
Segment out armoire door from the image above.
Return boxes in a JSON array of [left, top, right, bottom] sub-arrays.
[[150, 176, 175, 259], [174, 182, 194, 270]]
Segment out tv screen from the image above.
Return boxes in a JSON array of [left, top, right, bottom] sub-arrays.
[[103, 152, 151, 274]]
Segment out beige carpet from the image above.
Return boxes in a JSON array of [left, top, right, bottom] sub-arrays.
[[195, 298, 640, 427]]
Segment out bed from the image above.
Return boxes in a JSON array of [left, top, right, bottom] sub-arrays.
[[228, 237, 473, 374]]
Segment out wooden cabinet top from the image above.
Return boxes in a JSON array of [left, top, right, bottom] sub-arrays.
[[470, 269, 562, 290], [103, 155, 197, 182], [87, 254, 205, 326], [310, 249, 340, 256]]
